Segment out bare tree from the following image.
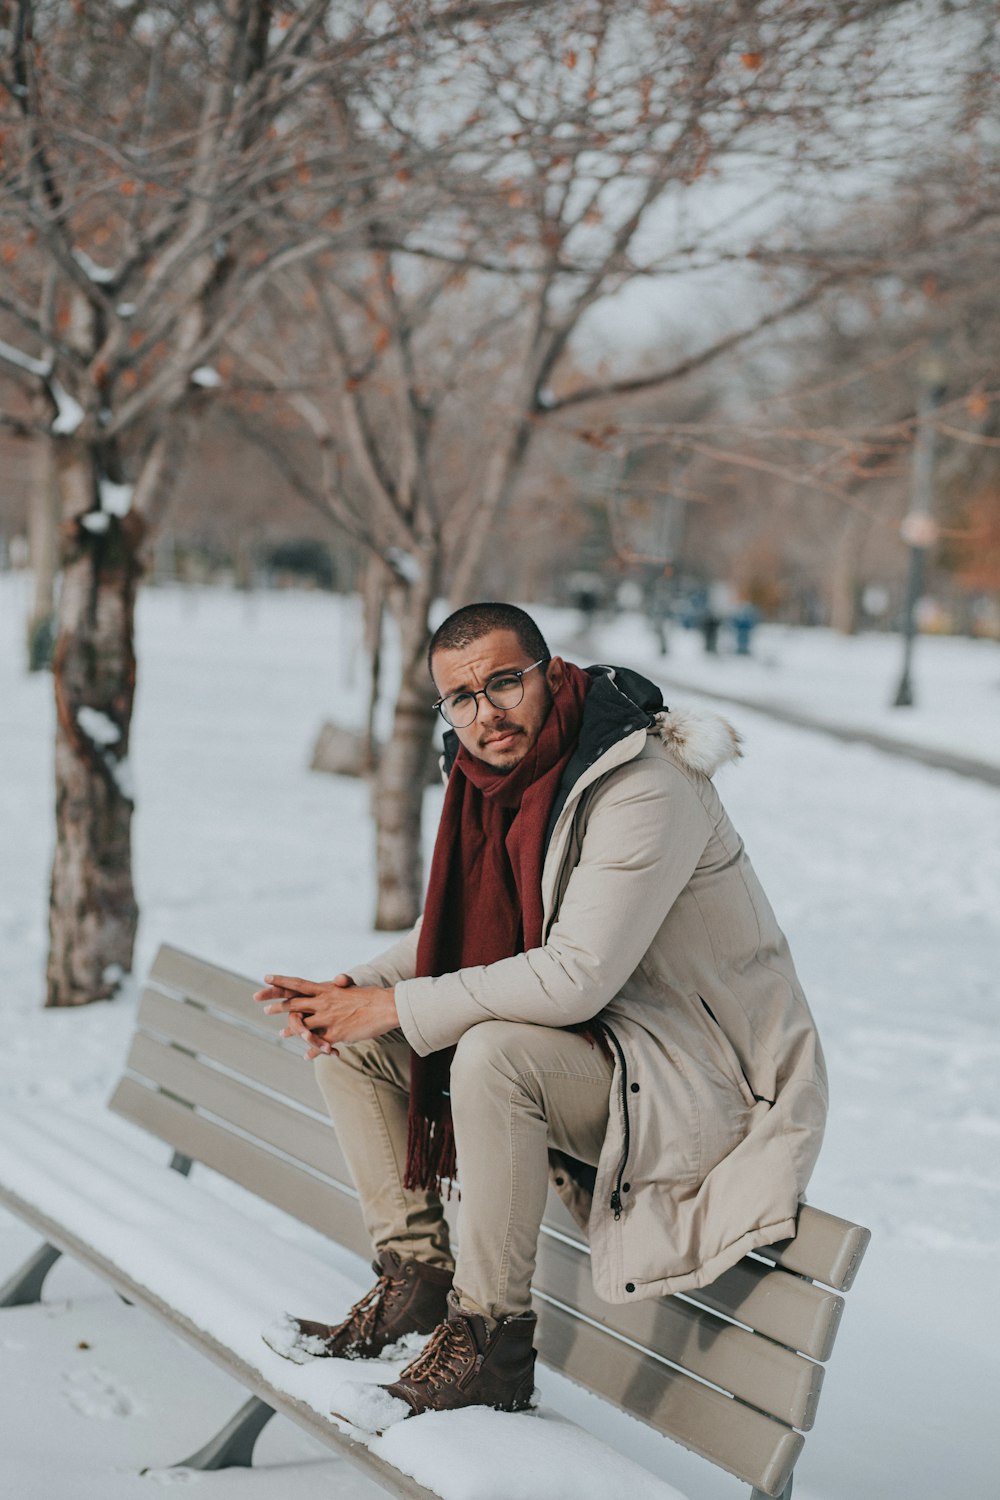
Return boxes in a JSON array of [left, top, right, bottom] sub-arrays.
[[221, 0, 990, 928], [0, 0, 449, 1001], [6, 1, 994, 979]]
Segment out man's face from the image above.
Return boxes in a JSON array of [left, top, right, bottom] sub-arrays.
[[431, 628, 565, 772]]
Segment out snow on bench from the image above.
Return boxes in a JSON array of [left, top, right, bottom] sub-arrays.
[[0, 944, 870, 1500]]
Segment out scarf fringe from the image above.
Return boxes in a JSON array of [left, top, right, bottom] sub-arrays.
[[404, 1113, 457, 1198]]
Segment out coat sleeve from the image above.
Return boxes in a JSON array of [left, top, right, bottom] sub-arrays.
[[393, 754, 713, 1056], [346, 916, 422, 990]]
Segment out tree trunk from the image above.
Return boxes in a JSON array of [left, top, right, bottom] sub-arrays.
[[45, 451, 144, 1006], [26, 437, 60, 671], [361, 558, 384, 775], [371, 575, 438, 931], [829, 509, 868, 635]]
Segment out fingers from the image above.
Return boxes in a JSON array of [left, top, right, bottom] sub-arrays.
[[284, 1018, 330, 1052], [306, 1042, 340, 1061], [284, 1012, 335, 1059], [264, 996, 320, 1017], [263, 974, 320, 995], [255, 974, 351, 1004], [283, 1011, 317, 1035], [253, 985, 296, 1003]]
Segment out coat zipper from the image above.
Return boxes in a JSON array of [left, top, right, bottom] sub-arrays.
[[602, 1023, 630, 1221]]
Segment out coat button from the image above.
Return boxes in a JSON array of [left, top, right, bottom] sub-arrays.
[[630, 1082, 640, 1093], [622, 1183, 631, 1193], [625, 1282, 635, 1293]]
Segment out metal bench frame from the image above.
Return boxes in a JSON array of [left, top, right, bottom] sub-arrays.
[[1, 944, 870, 1500]]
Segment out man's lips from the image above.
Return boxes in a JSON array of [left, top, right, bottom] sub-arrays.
[[481, 728, 522, 749]]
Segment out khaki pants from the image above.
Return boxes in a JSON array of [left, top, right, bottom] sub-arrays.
[[315, 1019, 614, 1320]]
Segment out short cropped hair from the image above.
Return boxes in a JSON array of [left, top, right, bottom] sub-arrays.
[[427, 602, 550, 676]]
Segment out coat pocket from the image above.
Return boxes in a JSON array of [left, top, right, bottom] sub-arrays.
[[696, 995, 758, 1110]]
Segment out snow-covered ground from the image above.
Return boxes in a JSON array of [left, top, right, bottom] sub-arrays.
[[574, 609, 1000, 773], [1, 576, 998, 1499]]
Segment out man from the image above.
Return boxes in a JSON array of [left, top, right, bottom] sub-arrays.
[[256, 601, 827, 1425]]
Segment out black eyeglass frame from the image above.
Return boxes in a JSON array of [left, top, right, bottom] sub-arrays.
[[432, 657, 549, 728]]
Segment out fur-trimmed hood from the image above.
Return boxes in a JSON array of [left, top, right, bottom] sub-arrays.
[[651, 705, 743, 778], [578, 663, 741, 780], [536, 663, 740, 852]]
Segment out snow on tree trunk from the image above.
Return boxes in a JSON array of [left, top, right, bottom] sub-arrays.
[[45, 468, 144, 1007], [372, 577, 437, 931]]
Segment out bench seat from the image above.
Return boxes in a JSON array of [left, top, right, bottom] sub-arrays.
[[0, 1099, 686, 1500], [0, 944, 870, 1500]]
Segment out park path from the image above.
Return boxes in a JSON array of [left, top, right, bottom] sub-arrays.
[[555, 627, 1000, 789]]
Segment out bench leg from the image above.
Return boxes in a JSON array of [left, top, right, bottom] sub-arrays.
[[173, 1395, 275, 1470], [751, 1478, 793, 1500], [0, 1241, 62, 1306]]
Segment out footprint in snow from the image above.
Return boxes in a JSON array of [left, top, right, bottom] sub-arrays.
[[61, 1364, 141, 1419]]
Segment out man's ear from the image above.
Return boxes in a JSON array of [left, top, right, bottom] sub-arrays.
[[546, 656, 565, 694]]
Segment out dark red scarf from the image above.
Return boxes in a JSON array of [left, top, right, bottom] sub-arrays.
[[404, 661, 591, 1193]]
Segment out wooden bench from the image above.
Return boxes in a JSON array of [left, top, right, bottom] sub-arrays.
[[0, 943, 870, 1499]]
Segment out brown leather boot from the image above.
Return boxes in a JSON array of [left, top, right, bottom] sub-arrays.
[[265, 1249, 453, 1363], [382, 1290, 537, 1417]]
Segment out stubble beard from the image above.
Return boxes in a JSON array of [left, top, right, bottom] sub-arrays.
[[475, 722, 526, 773], [467, 682, 554, 773]]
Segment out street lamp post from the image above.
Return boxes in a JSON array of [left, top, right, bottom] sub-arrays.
[[892, 347, 947, 709]]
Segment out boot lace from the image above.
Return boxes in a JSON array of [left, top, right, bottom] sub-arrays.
[[334, 1274, 406, 1345], [400, 1317, 476, 1393]]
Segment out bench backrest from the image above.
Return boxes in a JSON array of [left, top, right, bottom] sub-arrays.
[[110, 945, 870, 1500]]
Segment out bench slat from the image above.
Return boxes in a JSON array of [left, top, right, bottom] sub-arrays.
[[149, 945, 268, 1028], [108, 1076, 374, 1260], [124, 1032, 352, 1188], [533, 1232, 823, 1430], [137, 988, 324, 1114], [533, 1294, 803, 1496], [540, 1191, 846, 1363], [681, 1257, 845, 1363], [758, 1208, 872, 1291]]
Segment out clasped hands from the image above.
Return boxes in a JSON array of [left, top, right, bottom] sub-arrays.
[[253, 972, 398, 1060]]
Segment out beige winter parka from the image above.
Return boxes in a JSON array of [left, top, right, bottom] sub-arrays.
[[348, 665, 828, 1305]]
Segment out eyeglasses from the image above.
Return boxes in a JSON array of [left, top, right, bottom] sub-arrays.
[[432, 659, 548, 728]]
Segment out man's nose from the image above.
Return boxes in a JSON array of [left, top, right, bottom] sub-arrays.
[[478, 693, 506, 723]]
